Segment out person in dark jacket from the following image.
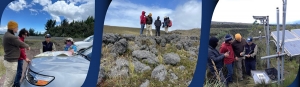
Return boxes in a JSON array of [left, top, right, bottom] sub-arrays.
[[13, 28, 31, 87], [145, 13, 153, 36], [162, 16, 170, 34], [208, 36, 229, 85], [40, 34, 56, 53], [154, 16, 162, 36], [2, 20, 30, 87], [140, 11, 146, 35], [219, 34, 235, 83], [242, 37, 258, 76], [231, 33, 247, 81]]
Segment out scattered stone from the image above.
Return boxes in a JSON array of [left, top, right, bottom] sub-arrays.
[[132, 50, 159, 64], [163, 53, 181, 65], [160, 38, 167, 47], [140, 79, 150, 87], [133, 60, 151, 73], [122, 34, 135, 41], [111, 39, 128, 55], [102, 33, 120, 44], [151, 64, 168, 81], [178, 65, 186, 70], [170, 73, 178, 80]]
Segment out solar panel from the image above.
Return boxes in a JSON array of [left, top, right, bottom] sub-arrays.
[[271, 30, 298, 42], [283, 40, 300, 57], [290, 29, 300, 37]]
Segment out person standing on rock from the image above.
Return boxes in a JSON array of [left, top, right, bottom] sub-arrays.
[[140, 11, 147, 35], [145, 13, 153, 36], [219, 34, 235, 83], [162, 16, 170, 34], [208, 36, 229, 86], [40, 34, 56, 53], [231, 33, 247, 81], [2, 20, 30, 87], [154, 16, 162, 36], [12, 28, 31, 87], [64, 37, 77, 54], [241, 37, 258, 76]]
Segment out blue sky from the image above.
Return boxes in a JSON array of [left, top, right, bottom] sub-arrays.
[[0, 0, 203, 33], [0, 0, 95, 33]]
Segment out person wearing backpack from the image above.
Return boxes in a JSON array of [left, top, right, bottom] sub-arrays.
[[154, 16, 162, 36], [145, 13, 153, 36], [163, 16, 172, 34]]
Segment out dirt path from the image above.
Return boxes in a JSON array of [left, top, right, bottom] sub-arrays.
[[0, 49, 40, 87]]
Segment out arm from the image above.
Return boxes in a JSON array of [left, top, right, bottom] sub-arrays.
[[12, 37, 29, 48], [52, 43, 56, 51], [250, 45, 258, 57], [40, 42, 43, 53], [208, 50, 225, 62]]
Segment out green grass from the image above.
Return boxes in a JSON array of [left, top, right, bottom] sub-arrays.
[[100, 40, 199, 87], [0, 38, 5, 77]]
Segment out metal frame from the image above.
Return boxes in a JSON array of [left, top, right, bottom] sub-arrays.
[[260, 0, 287, 85], [253, 16, 271, 68]]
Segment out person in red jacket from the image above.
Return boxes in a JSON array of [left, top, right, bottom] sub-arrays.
[[140, 11, 146, 35], [219, 34, 235, 83], [13, 28, 31, 87]]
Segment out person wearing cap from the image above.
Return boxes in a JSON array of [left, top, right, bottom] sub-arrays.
[[154, 16, 162, 36], [2, 20, 30, 87], [208, 36, 229, 86], [219, 34, 235, 83], [231, 33, 247, 81], [13, 28, 31, 87], [145, 13, 153, 36], [140, 11, 146, 35], [40, 34, 56, 53], [64, 37, 77, 54], [241, 37, 258, 76]]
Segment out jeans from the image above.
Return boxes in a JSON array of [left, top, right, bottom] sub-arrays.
[[140, 24, 145, 35], [245, 60, 256, 76], [155, 26, 160, 36], [226, 63, 234, 82], [13, 60, 23, 87]]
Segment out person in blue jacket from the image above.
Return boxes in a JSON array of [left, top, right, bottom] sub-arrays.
[[64, 37, 77, 54]]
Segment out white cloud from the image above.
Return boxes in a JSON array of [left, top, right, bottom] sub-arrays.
[[104, 0, 202, 31], [41, 0, 95, 23], [32, 0, 52, 6], [8, 0, 29, 12], [29, 8, 38, 15], [212, 0, 300, 24]]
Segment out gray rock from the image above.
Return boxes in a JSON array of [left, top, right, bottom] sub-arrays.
[[163, 53, 181, 65], [98, 66, 106, 84], [150, 48, 158, 56], [175, 42, 183, 50], [160, 38, 166, 47], [109, 59, 129, 78], [154, 37, 162, 44], [132, 50, 159, 64], [151, 64, 168, 81], [178, 65, 186, 70], [170, 73, 178, 80], [140, 79, 150, 87], [133, 60, 151, 73], [111, 39, 128, 55], [102, 33, 120, 44], [189, 51, 197, 57], [122, 34, 135, 41]]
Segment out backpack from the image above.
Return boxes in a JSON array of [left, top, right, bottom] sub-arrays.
[[168, 20, 172, 27]]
